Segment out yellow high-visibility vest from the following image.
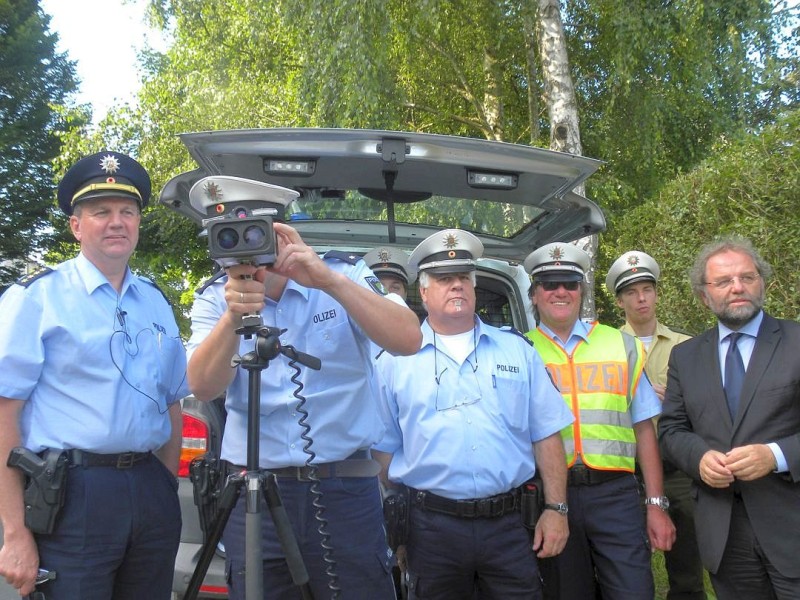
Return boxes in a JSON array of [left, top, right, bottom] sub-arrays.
[[526, 323, 645, 472]]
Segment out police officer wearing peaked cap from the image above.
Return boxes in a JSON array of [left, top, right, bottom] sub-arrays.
[[605, 250, 661, 295], [373, 228, 573, 598], [523, 241, 675, 600], [185, 178, 422, 599], [363, 246, 416, 301], [0, 151, 188, 599], [56, 150, 151, 216], [607, 250, 705, 600]]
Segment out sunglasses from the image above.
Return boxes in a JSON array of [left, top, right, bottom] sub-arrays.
[[538, 281, 580, 291]]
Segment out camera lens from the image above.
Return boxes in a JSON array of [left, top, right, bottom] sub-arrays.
[[216, 227, 239, 250], [243, 224, 267, 249]]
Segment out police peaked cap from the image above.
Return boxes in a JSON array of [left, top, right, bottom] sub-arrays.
[[523, 242, 590, 282], [606, 250, 661, 295], [363, 246, 416, 284], [57, 151, 151, 216], [409, 229, 484, 275], [188, 175, 299, 219]]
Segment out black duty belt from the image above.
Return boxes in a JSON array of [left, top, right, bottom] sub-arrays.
[[224, 449, 380, 481], [567, 464, 629, 486], [410, 488, 519, 519], [66, 449, 151, 469]]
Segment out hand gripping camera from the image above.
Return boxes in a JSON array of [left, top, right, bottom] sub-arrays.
[[189, 176, 299, 267]]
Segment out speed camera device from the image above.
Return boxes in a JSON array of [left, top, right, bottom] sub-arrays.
[[189, 176, 299, 267]]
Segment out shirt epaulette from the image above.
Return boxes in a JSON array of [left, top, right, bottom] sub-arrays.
[[664, 325, 694, 337], [323, 250, 361, 266], [196, 270, 227, 295], [16, 267, 53, 287], [499, 326, 534, 346], [139, 276, 173, 306]]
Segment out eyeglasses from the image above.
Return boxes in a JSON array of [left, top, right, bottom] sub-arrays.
[[538, 281, 580, 292], [433, 331, 481, 411], [704, 273, 760, 290]]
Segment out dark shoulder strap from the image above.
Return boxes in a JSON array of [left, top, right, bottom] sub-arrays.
[[500, 326, 534, 347], [16, 267, 54, 287], [323, 250, 361, 266], [139, 276, 173, 306]]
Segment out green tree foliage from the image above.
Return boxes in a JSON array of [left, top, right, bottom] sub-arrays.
[[601, 109, 800, 332], [52, 0, 796, 329], [564, 0, 798, 212], [0, 0, 81, 288]]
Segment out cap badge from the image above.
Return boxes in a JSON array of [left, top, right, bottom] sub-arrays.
[[204, 181, 223, 202], [627, 255, 640, 267], [377, 248, 391, 262], [443, 232, 459, 249], [549, 246, 565, 261], [99, 154, 121, 175]]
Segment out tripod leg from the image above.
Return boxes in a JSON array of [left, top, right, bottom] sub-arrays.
[[262, 474, 314, 599], [245, 472, 264, 600], [184, 474, 244, 600]]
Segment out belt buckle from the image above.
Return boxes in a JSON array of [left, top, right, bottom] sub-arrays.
[[116, 452, 136, 469]]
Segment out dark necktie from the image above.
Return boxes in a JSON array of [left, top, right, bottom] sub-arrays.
[[724, 332, 746, 419]]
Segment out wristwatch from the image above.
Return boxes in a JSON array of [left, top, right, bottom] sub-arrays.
[[644, 495, 670, 511], [544, 502, 569, 516]]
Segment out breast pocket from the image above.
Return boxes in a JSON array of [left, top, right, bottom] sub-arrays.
[[488, 372, 529, 430]]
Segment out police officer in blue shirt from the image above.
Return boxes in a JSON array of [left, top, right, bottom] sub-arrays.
[[373, 229, 573, 599], [524, 243, 675, 600], [363, 246, 416, 301], [185, 176, 422, 600], [0, 151, 189, 599]]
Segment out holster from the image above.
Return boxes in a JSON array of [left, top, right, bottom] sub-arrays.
[[189, 454, 223, 544], [7, 447, 68, 535], [382, 486, 410, 551], [520, 476, 544, 530]]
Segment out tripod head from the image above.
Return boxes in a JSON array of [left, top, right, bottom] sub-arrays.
[[233, 314, 321, 371]]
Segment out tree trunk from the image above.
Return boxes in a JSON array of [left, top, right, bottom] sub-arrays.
[[537, 0, 597, 320]]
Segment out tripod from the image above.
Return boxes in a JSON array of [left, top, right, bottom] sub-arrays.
[[184, 314, 321, 600]]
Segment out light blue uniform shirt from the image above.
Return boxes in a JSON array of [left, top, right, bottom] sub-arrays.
[[375, 318, 574, 500], [188, 256, 392, 468], [717, 311, 787, 471], [0, 252, 188, 453], [537, 319, 661, 424]]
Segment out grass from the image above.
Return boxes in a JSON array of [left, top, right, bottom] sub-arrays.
[[652, 551, 717, 600]]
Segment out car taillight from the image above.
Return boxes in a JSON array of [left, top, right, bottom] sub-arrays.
[[178, 413, 209, 478]]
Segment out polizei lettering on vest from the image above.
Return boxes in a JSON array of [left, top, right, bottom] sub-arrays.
[[545, 362, 626, 395]]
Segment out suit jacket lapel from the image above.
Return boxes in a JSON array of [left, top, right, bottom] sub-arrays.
[[734, 314, 780, 433], [699, 328, 733, 429]]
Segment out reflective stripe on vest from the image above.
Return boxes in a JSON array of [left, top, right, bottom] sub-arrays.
[[526, 323, 645, 472]]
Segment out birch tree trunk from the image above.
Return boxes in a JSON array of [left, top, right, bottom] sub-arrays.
[[537, 0, 598, 320]]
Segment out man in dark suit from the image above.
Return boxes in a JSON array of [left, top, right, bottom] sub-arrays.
[[659, 236, 800, 600]]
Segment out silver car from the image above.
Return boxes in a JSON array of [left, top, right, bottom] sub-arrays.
[[161, 128, 605, 599]]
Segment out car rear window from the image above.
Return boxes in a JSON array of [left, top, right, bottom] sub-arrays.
[[288, 190, 545, 240]]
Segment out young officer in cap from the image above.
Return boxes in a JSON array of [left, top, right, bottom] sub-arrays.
[[524, 242, 675, 600], [185, 176, 422, 599], [363, 246, 415, 301], [0, 151, 189, 599], [607, 250, 704, 600], [373, 229, 573, 599]]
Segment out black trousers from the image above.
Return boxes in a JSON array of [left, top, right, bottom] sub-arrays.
[[711, 497, 800, 600], [35, 455, 181, 600]]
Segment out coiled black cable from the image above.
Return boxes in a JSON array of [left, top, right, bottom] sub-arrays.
[[288, 356, 341, 599]]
